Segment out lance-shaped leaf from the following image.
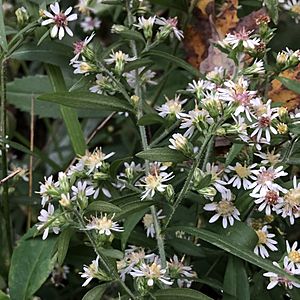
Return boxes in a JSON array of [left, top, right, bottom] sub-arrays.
[[136, 147, 187, 162], [38, 91, 134, 113]]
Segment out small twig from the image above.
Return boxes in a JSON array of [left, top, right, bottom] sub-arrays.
[[0, 169, 21, 185]]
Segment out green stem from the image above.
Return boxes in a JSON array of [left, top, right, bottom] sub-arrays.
[[164, 132, 213, 229], [126, 0, 167, 268], [0, 59, 12, 256], [74, 210, 136, 299]]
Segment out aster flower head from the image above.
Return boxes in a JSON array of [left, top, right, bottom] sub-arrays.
[[226, 162, 257, 190], [36, 203, 60, 240], [255, 150, 281, 166], [72, 60, 96, 75], [129, 257, 173, 287], [203, 190, 241, 228], [249, 165, 288, 194], [254, 225, 278, 258], [41, 2, 77, 40], [156, 95, 186, 119], [169, 133, 192, 156], [143, 209, 165, 238], [180, 107, 212, 138], [123, 67, 157, 88], [205, 162, 228, 196], [71, 180, 95, 204], [85, 213, 123, 235], [168, 255, 196, 288], [80, 16, 101, 32], [222, 27, 261, 50], [89, 73, 116, 95], [104, 50, 135, 74], [251, 189, 284, 215], [134, 16, 156, 39], [80, 256, 99, 287], [155, 16, 184, 41], [186, 79, 216, 98], [243, 59, 265, 75], [280, 176, 300, 224], [138, 169, 174, 200], [37, 175, 59, 206], [70, 32, 95, 64], [263, 260, 300, 290], [284, 241, 300, 271]]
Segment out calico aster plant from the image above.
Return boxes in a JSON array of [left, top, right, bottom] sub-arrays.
[[2, 0, 300, 299]]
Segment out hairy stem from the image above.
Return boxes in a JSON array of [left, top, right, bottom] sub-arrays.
[[74, 210, 136, 299], [0, 59, 12, 256], [126, 0, 167, 268]]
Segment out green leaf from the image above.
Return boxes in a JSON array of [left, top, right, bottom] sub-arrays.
[[57, 228, 73, 266], [0, 290, 9, 300], [0, 0, 7, 52], [46, 65, 86, 156], [168, 238, 206, 257], [11, 42, 72, 66], [82, 283, 110, 300], [136, 147, 187, 162], [278, 76, 300, 94], [38, 91, 134, 113], [167, 226, 300, 285], [121, 209, 148, 250], [144, 50, 202, 78], [124, 58, 153, 72], [86, 201, 122, 213], [137, 113, 165, 126], [196, 174, 212, 190], [99, 248, 124, 259], [264, 0, 278, 24], [154, 288, 213, 300], [8, 237, 57, 300], [225, 143, 244, 166], [223, 256, 250, 300], [115, 200, 155, 220], [114, 28, 145, 43], [6, 75, 109, 118]]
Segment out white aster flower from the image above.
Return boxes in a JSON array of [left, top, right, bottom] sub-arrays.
[[156, 95, 186, 119], [251, 189, 284, 215], [134, 16, 156, 31], [168, 255, 196, 288], [255, 150, 281, 166], [104, 50, 135, 65], [143, 209, 165, 238], [37, 175, 59, 206], [72, 60, 95, 74], [180, 108, 212, 138], [169, 133, 188, 152], [244, 59, 265, 75], [80, 16, 101, 32], [222, 28, 260, 50], [36, 204, 60, 240], [123, 67, 157, 88], [70, 32, 95, 64], [186, 79, 216, 98], [85, 213, 123, 235], [281, 0, 300, 23], [284, 241, 300, 271], [130, 257, 173, 286], [203, 190, 240, 228], [263, 260, 300, 290], [71, 180, 95, 200], [226, 162, 257, 190], [280, 176, 300, 224], [254, 225, 278, 258], [80, 256, 99, 287], [41, 2, 77, 40], [155, 16, 184, 41], [218, 76, 256, 120], [249, 166, 288, 194], [205, 162, 228, 196]]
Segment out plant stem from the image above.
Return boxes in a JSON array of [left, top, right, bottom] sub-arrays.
[[126, 0, 167, 268], [164, 132, 213, 229], [0, 59, 13, 256], [73, 210, 136, 299]]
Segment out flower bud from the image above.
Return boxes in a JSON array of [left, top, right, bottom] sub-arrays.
[[165, 184, 175, 202], [15, 7, 29, 27], [197, 186, 217, 197], [169, 133, 193, 157], [93, 172, 110, 180]]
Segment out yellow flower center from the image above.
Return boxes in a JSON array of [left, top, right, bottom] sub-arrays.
[[96, 216, 113, 229], [265, 151, 280, 165], [80, 62, 92, 72], [148, 262, 162, 278], [145, 174, 161, 189], [288, 250, 300, 263], [143, 214, 154, 227], [291, 4, 300, 14], [167, 100, 182, 114], [277, 123, 288, 134], [217, 200, 235, 216], [256, 230, 267, 244], [235, 164, 250, 178], [284, 188, 300, 207]]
